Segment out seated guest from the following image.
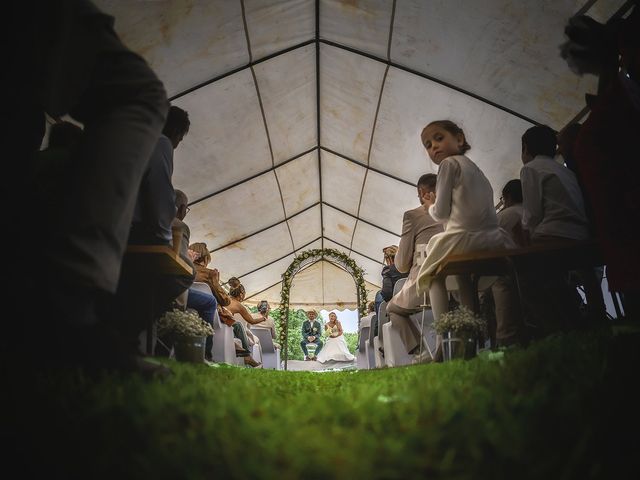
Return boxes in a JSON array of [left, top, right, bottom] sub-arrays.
[[519, 125, 605, 333], [496, 179, 524, 245], [416, 120, 517, 356], [113, 106, 194, 348], [253, 301, 281, 350], [360, 301, 376, 331], [386, 174, 444, 362], [374, 245, 408, 353], [189, 243, 260, 367], [301, 310, 323, 361], [188, 242, 231, 309], [375, 246, 407, 315], [155, 190, 218, 361], [489, 180, 526, 346], [226, 277, 266, 353]]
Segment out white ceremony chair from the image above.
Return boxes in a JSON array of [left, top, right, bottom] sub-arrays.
[[251, 327, 281, 370]]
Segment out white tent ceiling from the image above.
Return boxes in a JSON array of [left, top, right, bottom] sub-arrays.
[[96, 0, 625, 309]]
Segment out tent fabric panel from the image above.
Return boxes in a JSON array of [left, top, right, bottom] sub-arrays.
[[245, 0, 315, 60], [322, 204, 357, 247], [358, 170, 418, 236], [253, 45, 318, 164], [236, 253, 294, 301], [370, 67, 531, 203], [212, 223, 293, 283], [319, 0, 392, 59], [349, 250, 384, 289], [96, 0, 249, 97], [186, 171, 285, 251], [351, 221, 401, 267], [390, 0, 597, 129], [319, 44, 387, 163], [320, 150, 367, 216], [290, 260, 360, 309], [287, 205, 322, 250], [584, 0, 627, 23], [275, 151, 321, 216], [171, 69, 272, 202], [322, 239, 382, 287], [232, 238, 323, 306]]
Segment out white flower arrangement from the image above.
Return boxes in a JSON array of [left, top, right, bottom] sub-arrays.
[[433, 306, 486, 337], [157, 308, 214, 338]]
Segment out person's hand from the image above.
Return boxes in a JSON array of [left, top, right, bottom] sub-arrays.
[[308, 336, 314, 342], [422, 190, 436, 209], [211, 268, 220, 282]]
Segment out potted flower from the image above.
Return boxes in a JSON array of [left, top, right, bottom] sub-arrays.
[[433, 306, 486, 361], [157, 309, 214, 363]]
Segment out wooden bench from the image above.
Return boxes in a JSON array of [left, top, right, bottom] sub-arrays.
[[123, 244, 193, 354], [435, 240, 603, 283], [434, 240, 605, 343]]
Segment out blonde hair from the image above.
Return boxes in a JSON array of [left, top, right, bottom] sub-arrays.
[[383, 245, 398, 262], [228, 277, 245, 299], [189, 242, 211, 266]]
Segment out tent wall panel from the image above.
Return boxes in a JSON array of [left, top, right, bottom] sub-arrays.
[[98, 0, 249, 97], [172, 69, 272, 201], [245, 0, 315, 60]]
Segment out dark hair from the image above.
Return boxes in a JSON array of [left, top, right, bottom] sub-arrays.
[[162, 106, 190, 140], [417, 173, 437, 192], [368, 301, 375, 313], [49, 121, 83, 149], [228, 277, 245, 299], [174, 189, 188, 209], [422, 120, 471, 153], [258, 300, 269, 314], [501, 179, 523, 204], [522, 125, 557, 158]]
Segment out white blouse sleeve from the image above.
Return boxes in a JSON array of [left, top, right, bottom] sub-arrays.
[[428, 157, 460, 223]]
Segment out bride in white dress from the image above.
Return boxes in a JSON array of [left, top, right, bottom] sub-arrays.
[[316, 312, 355, 363]]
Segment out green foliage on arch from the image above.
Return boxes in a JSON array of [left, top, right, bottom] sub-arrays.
[[278, 248, 368, 355]]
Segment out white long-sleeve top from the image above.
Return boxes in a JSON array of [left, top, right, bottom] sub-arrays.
[[520, 155, 589, 241], [428, 155, 498, 232]]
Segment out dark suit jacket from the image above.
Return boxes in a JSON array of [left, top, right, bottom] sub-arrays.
[[301, 320, 322, 341], [381, 264, 407, 302]]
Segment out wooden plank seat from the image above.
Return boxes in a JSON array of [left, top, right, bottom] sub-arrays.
[[123, 244, 193, 354], [433, 240, 605, 345]]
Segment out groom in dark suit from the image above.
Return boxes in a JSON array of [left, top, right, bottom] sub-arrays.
[[300, 310, 323, 360]]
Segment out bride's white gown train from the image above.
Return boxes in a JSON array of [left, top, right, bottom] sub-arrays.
[[316, 325, 355, 363]]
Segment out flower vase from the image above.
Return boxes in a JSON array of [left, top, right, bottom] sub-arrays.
[[442, 331, 477, 361], [174, 335, 206, 363]]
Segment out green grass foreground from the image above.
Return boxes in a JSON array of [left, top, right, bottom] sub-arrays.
[[5, 330, 639, 479]]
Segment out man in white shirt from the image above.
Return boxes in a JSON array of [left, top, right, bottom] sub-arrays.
[[519, 125, 604, 334], [520, 126, 589, 243]]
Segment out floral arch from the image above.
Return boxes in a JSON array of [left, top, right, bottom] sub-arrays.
[[278, 248, 368, 366]]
